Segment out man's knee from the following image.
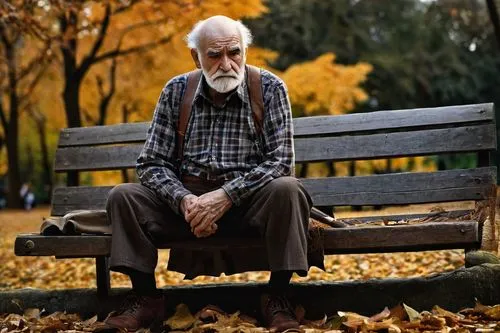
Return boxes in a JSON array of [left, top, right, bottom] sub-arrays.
[[106, 183, 140, 208], [266, 177, 302, 196]]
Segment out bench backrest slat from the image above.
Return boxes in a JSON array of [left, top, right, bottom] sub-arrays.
[[54, 123, 496, 171], [57, 104, 494, 147], [59, 122, 150, 147], [51, 167, 495, 216], [293, 103, 493, 136], [295, 124, 495, 162]]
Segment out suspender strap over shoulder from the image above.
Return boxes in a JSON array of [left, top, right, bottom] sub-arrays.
[[177, 65, 263, 160], [246, 65, 264, 134], [177, 69, 202, 160]]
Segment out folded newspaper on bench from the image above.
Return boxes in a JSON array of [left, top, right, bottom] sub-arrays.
[[40, 210, 110, 235]]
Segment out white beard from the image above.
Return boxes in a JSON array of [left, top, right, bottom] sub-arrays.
[[203, 65, 245, 93]]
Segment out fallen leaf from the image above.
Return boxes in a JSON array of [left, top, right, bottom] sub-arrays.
[[484, 305, 500, 320], [23, 308, 41, 320], [80, 315, 98, 327], [369, 307, 391, 322], [403, 303, 421, 321], [165, 304, 195, 330], [388, 303, 408, 322]]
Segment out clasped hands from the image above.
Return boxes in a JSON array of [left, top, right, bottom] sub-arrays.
[[180, 189, 232, 238]]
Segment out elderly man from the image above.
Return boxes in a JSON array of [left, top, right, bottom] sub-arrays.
[[104, 15, 312, 332]]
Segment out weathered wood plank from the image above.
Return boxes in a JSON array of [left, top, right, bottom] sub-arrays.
[[295, 124, 496, 162], [309, 187, 489, 206], [14, 221, 478, 256], [57, 104, 494, 147], [336, 210, 473, 225], [302, 167, 496, 206], [322, 221, 479, 254], [51, 186, 114, 216], [293, 103, 494, 136], [51, 168, 496, 215], [54, 124, 496, 172], [58, 122, 150, 147], [54, 145, 143, 172]]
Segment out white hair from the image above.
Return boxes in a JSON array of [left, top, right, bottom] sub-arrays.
[[185, 18, 253, 50]]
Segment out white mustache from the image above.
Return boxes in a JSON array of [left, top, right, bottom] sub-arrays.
[[212, 71, 238, 80]]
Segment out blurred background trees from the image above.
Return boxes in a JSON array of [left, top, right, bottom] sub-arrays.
[[0, 0, 498, 208]]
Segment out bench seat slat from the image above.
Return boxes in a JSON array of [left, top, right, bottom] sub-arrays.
[[57, 104, 494, 147], [50, 167, 495, 216], [14, 221, 479, 257]]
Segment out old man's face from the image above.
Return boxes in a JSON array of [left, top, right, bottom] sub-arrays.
[[196, 30, 246, 93]]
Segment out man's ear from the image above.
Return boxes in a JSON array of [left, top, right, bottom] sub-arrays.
[[191, 49, 201, 69]]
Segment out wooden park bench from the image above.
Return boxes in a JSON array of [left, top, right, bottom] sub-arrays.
[[15, 103, 497, 296]]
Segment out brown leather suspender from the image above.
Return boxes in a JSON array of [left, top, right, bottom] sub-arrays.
[[177, 69, 202, 160], [176, 65, 263, 160]]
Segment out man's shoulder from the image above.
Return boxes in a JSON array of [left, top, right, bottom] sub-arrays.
[[162, 72, 189, 92], [259, 68, 286, 89], [257, 68, 288, 102]]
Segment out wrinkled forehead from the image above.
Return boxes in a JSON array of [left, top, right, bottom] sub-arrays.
[[198, 24, 242, 52]]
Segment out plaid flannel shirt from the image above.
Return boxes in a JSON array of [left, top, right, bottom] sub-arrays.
[[136, 68, 294, 215]]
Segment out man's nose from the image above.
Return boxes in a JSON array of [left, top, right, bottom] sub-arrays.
[[220, 55, 231, 72]]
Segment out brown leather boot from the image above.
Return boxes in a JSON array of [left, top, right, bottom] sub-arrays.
[[261, 294, 300, 332], [103, 294, 164, 332]]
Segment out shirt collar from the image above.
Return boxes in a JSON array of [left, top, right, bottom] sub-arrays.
[[194, 67, 249, 106]]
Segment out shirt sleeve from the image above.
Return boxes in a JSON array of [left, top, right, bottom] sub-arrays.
[[136, 83, 192, 215], [221, 81, 294, 206]]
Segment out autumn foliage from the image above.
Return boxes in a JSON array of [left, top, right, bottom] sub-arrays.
[[0, 0, 383, 193]]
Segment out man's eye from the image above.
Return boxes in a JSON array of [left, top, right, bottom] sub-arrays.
[[230, 50, 241, 56], [208, 53, 220, 58]]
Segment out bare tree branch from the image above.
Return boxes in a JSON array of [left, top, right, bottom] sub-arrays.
[[19, 61, 51, 109], [118, 17, 171, 37], [92, 35, 173, 64], [0, 22, 11, 47], [486, 0, 500, 50], [81, 107, 96, 125], [0, 94, 8, 131], [17, 42, 52, 81], [96, 56, 117, 125], [78, 3, 111, 78]]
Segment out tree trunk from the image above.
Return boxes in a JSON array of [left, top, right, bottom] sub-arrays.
[[32, 110, 53, 201], [6, 120, 21, 209], [62, 80, 81, 186], [60, 12, 81, 186], [5, 37, 21, 209]]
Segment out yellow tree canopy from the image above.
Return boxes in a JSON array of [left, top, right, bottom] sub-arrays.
[[282, 53, 372, 116]]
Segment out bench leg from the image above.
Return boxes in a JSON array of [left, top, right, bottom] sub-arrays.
[[96, 256, 110, 297]]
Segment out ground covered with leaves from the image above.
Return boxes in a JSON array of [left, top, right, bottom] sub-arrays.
[[1, 205, 498, 332], [1, 301, 500, 333], [0, 206, 466, 289]]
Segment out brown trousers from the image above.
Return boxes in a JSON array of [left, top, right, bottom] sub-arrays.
[[106, 177, 312, 277]]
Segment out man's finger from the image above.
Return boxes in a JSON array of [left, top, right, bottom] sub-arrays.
[[189, 211, 206, 229], [194, 217, 215, 237], [186, 206, 201, 223]]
